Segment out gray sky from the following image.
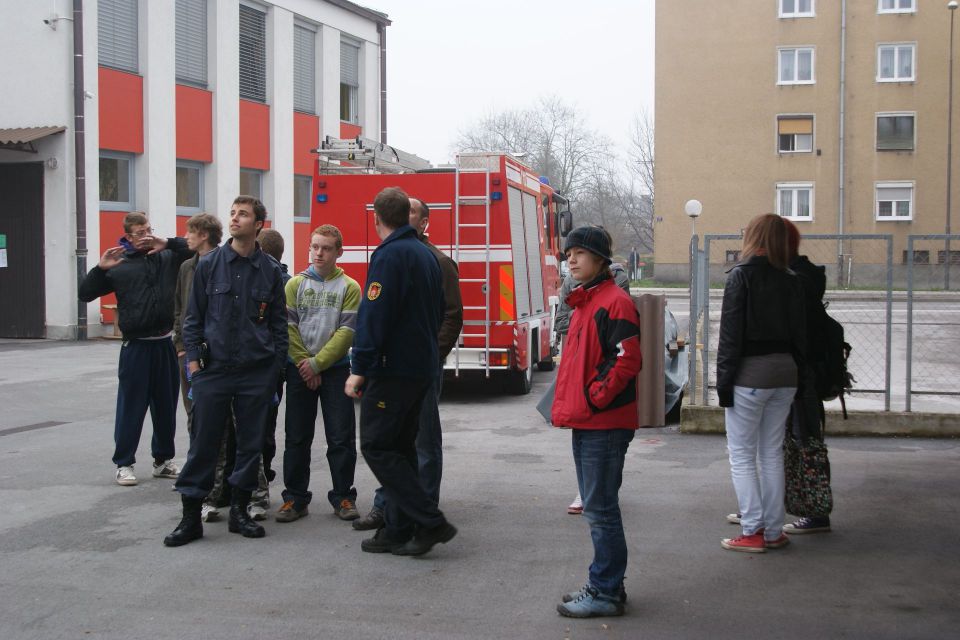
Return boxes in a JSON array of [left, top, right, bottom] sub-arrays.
[[365, 0, 656, 165]]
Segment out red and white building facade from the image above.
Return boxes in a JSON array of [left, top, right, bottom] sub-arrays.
[[0, 0, 388, 339]]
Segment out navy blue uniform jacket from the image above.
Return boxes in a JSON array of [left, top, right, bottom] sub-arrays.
[[351, 224, 444, 379], [183, 240, 288, 373]]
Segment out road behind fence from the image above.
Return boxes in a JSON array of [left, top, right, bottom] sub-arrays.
[[687, 233, 960, 413]]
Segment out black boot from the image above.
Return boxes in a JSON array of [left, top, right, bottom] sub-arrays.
[[164, 496, 203, 547], [228, 488, 265, 538]]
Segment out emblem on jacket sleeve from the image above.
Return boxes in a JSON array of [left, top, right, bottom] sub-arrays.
[[367, 282, 382, 301]]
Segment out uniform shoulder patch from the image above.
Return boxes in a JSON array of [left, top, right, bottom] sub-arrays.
[[367, 282, 382, 301]]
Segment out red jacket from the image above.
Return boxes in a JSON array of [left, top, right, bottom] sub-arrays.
[[551, 276, 642, 430]]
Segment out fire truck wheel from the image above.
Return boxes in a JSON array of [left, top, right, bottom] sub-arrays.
[[505, 366, 533, 395], [536, 358, 555, 372]]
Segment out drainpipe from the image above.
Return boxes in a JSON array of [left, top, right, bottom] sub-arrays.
[[379, 22, 387, 144], [837, 0, 847, 288], [73, 0, 88, 340]]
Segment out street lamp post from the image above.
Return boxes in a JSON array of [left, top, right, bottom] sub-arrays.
[[685, 198, 703, 240], [947, 1, 957, 289]]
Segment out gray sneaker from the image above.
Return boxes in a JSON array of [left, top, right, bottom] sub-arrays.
[[557, 586, 624, 618], [334, 498, 360, 521], [352, 506, 384, 531], [115, 465, 137, 486], [152, 460, 180, 479], [276, 500, 308, 523]]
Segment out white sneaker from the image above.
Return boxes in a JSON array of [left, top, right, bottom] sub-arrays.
[[152, 459, 180, 479], [248, 503, 268, 521], [201, 503, 221, 522], [115, 465, 137, 486], [567, 495, 583, 515]]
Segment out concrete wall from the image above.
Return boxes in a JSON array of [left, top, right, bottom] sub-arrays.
[[0, 0, 101, 339]]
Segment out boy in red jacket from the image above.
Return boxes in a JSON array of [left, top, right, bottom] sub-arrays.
[[552, 226, 642, 618]]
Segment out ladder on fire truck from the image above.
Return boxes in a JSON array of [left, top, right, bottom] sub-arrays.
[[454, 153, 495, 378], [314, 136, 431, 173]]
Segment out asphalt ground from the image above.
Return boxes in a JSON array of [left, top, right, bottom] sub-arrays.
[[1, 339, 958, 639]]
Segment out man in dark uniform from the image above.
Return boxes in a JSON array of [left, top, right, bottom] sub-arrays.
[[164, 195, 288, 547], [353, 197, 464, 531], [345, 187, 456, 557]]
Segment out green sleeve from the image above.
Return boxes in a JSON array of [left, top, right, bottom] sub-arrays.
[[285, 276, 311, 365]]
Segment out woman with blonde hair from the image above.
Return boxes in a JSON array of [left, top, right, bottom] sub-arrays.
[[717, 214, 806, 552]]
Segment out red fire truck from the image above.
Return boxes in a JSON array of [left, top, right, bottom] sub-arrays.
[[310, 137, 573, 394]]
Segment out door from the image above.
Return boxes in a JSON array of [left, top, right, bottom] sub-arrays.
[[0, 163, 45, 338]]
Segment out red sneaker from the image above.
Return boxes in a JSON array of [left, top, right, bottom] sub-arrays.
[[721, 532, 767, 553], [765, 533, 790, 549]]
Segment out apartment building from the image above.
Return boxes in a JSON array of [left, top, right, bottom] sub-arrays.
[[0, 0, 388, 338], [655, 0, 957, 282]]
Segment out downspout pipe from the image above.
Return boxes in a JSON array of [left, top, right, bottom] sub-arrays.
[[837, 0, 847, 288], [74, 0, 88, 340], [379, 22, 387, 144]]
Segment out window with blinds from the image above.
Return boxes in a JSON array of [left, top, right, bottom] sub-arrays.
[[239, 4, 266, 102], [777, 115, 813, 152], [176, 0, 207, 86], [293, 25, 316, 114], [877, 113, 915, 150], [340, 38, 360, 123], [98, 0, 138, 73], [875, 182, 913, 220]]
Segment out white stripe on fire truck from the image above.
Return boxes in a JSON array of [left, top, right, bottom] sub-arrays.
[[337, 249, 514, 263]]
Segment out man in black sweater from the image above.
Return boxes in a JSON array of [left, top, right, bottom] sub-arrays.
[[79, 211, 193, 487]]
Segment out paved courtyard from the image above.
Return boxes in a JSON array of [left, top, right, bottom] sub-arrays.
[[0, 339, 958, 639]]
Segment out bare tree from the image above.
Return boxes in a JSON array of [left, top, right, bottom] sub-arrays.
[[456, 98, 656, 256], [456, 96, 608, 203]]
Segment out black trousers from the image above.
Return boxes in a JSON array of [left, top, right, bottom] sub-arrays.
[[176, 364, 277, 500], [359, 376, 445, 540]]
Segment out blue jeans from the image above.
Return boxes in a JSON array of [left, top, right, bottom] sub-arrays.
[[572, 428, 635, 599], [282, 363, 357, 509], [725, 386, 796, 538]]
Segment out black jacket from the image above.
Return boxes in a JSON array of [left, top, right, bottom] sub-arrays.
[[78, 238, 193, 339], [792, 255, 826, 363], [351, 225, 444, 379], [183, 240, 288, 373], [716, 255, 806, 407]]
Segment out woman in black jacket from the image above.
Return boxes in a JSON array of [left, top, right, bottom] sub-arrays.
[[717, 214, 806, 553]]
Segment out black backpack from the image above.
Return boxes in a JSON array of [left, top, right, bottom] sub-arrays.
[[813, 304, 855, 417]]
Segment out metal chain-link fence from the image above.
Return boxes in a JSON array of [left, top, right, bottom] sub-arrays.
[[905, 235, 960, 412], [688, 234, 893, 411]]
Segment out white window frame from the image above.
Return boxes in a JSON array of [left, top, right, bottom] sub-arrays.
[[779, 0, 815, 18], [876, 112, 916, 151], [778, 47, 816, 85], [239, 168, 263, 201], [175, 0, 208, 87], [99, 152, 135, 211], [239, 2, 267, 102], [877, 43, 916, 82], [340, 36, 361, 124], [878, 0, 915, 14], [294, 174, 312, 222], [777, 114, 815, 154], [98, 0, 139, 74], [176, 160, 204, 215], [875, 181, 914, 221], [293, 21, 318, 115], [776, 182, 815, 221]]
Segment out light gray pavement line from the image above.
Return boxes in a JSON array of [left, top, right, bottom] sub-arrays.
[[1, 341, 958, 639]]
